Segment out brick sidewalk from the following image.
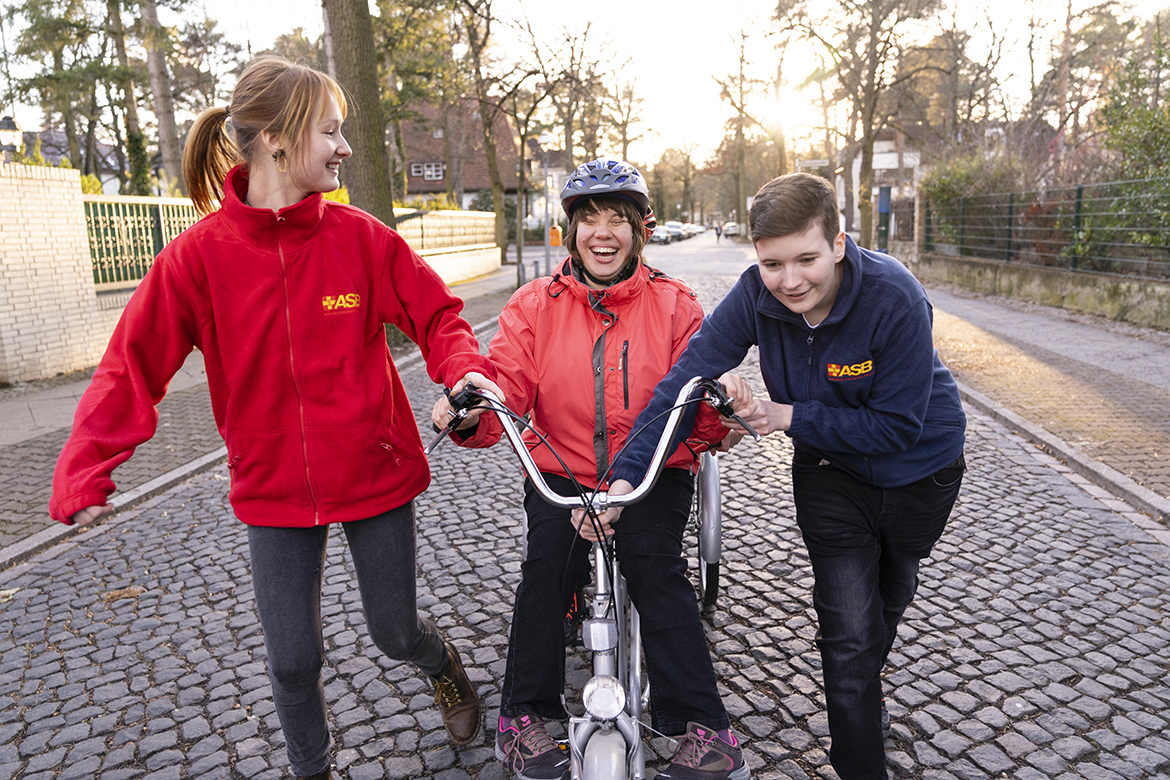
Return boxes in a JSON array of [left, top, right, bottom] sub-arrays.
[[929, 287, 1170, 511], [0, 271, 514, 556]]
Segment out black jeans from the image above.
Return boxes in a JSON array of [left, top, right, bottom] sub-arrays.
[[500, 469, 729, 735], [247, 503, 446, 778], [792, 452, 965, 780]]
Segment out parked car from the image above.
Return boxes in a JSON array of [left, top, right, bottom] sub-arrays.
[[721, 221, 739, 237], [649, 225, 672, 244], [664, 221, 686, 241]]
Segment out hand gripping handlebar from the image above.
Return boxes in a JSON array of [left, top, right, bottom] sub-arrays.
[[427, 376, 760, 513]]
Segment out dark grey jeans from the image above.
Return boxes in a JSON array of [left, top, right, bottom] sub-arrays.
[[247, 503, 446, 778]]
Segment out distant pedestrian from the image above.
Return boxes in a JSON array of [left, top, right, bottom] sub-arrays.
[[49, 55, 503, 780], [608, 172, 967, 780], [715, 223, 722, 241]]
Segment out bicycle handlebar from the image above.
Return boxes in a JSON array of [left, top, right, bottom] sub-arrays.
[[429, 376, 760, 513]]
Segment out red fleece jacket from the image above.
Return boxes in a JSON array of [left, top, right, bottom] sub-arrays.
[[50, 166, 494, 526]]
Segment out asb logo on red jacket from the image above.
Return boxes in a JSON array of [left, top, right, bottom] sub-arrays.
[[827, 360, 873, 381], [322, 293, 361, 314]]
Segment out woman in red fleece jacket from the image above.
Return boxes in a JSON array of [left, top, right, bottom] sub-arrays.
[[49, 56, 503, 779]]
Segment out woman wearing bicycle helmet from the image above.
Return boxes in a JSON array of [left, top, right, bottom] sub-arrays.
[[433, 158, 749, 780]]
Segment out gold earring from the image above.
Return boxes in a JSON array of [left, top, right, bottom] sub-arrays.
[[273, 149, 287, 173]]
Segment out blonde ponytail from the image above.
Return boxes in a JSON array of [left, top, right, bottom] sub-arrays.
[[183, 106, 240, 216]]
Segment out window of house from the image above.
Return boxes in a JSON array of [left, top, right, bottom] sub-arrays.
[[409, 162, 445, 180]]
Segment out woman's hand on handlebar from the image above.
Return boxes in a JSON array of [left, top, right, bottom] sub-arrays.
[[718, 373, 792, 436], [571, 479, 633, 541], [430, 372, 505, 432]]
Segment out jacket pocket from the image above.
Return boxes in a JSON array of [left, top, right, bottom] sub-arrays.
[[226, 428, 309, 513]]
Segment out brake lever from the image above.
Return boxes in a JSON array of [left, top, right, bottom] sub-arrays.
[[703, 380, 762, 442], [424, 383, 483, 456]]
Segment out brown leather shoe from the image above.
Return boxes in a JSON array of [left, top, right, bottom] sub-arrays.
[[431, 640, 482, 744]]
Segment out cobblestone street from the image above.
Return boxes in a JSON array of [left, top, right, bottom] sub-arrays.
[[1, 238, 1169, 779]]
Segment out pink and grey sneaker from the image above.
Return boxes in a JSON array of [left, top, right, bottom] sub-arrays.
[[495, 714, 570, 780], [657, 722, 750, 780]]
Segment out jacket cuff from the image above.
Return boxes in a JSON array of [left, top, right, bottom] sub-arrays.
[[48, 490, 110, 525]]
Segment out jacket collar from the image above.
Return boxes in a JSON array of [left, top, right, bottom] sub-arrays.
[[555, 256, 652, 308], [220, 165, 328, 244]]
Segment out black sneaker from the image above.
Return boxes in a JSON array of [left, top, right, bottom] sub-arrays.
[[658, 722, 750, 780], [495, 713, 570, 780]]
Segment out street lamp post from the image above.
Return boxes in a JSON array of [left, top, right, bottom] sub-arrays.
[[539, 130, 553, 277]]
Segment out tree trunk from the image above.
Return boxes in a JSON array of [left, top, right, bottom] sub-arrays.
[[107, 0, 150, 195], [139, 0, 184, 194], [477, 100, 507, 254], [323, 0, 395, 227], [460, 0, 507, 259], [51, 48, 82, 169]]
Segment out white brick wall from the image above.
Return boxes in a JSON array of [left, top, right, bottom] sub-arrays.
[[0, 164, 111, 383]]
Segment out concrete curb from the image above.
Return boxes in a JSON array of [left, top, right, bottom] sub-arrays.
[[956, 380, 1170, 531], [0, 317, 502, 572]]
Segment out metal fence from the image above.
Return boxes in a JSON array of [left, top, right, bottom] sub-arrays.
[[84, 196, 200, 291], [924, 178, 1170, 279], [82, 197, 498, 291]]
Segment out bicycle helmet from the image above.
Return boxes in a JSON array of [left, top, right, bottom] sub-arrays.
[[560, 158, 651, 217]]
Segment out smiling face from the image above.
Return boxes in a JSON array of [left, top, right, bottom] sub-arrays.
[[287, 95, 351, 197], [574, 206, 637, 288], [755, 221, 846, 326]]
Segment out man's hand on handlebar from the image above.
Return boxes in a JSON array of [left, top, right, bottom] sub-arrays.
[[716, 373, 792, 437], [430, 371, 505, 433], [571, 479, 633, 542]]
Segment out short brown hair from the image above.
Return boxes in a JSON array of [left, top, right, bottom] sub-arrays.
[[183, 56, 348, 215], [749, 173, 841, 245], [563, 195, 647, 266]]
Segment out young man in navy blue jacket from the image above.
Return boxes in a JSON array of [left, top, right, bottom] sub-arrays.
[[603, 173, 966, 780]]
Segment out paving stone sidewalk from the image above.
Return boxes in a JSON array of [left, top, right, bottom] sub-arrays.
[[1, 253, 1169, 779], [0, 278, 513, 553], [1, 349, 1168, 779], [928, 284, 1170, 511]]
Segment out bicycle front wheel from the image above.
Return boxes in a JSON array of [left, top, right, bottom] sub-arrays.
[[694, 451, 722, 611]]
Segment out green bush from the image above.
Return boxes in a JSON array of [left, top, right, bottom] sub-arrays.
[[79, 174, 103, 194]]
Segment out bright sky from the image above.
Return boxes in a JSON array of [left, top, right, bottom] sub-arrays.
[[183, 0, 1170, 162], [8, 0, 1169, 163]]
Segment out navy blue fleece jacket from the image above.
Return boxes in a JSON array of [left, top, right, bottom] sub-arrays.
[[611, 236, 965, 489]]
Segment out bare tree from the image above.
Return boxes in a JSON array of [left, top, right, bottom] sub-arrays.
[[798, 0, 943, 245], [107, 0, 150, 194], [455, 0, 512, 258], [139, 0, 182, 193], [605, 77, 643, 162]]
